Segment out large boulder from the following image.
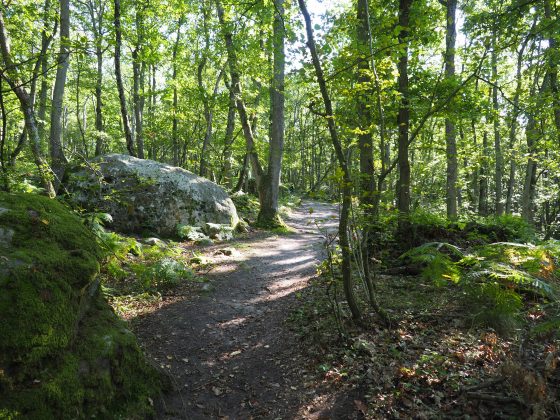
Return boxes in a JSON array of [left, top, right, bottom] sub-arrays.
[[0, 192, 163, 418], [67, 154, 239, 237]]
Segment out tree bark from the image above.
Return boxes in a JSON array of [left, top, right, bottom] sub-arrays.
[[171, 18, 182, 166], [132, 3, 145, 159], [49, 0, 70, 189], [114, 0, 136, 156], [479, 129, 489, 216], [505, 39, 528, 213], [397, 0, 412, 222], [491, 33, 503, 215], [356, 0, 377, 217], [0, 10, 55, 197], [442, 0, 458, 218], [298, 0, 361, 322], [87, 0, 106, 156], [257, 0, 286, 226], [220, 79, 237, 187], [215, 0, 263, 187]]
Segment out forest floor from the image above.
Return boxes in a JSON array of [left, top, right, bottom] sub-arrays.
[[119, 200, 560, 419], [132, 201, 359, 419]]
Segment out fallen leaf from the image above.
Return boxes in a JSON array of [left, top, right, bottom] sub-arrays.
[[354, 400, 367, 414]]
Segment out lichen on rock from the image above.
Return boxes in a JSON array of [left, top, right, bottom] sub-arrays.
[[67, 154, 239, 238]]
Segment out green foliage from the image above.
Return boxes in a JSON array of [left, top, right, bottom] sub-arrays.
[[401, 242, 463, 285], [470, 215, 536, 244], [135, 258, 195, 290], [401, 239, 559, 333], [231, 192, 260, 221], [90, 220, 199, 295]]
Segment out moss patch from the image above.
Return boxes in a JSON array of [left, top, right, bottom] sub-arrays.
[[0, 192, 164, 418], [0, 192, 102, 372]]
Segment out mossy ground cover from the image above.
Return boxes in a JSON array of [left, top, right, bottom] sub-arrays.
[[0, 192, 165, 419]]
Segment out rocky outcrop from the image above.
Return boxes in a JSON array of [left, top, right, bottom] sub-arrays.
[[67, 154, 239, 237], [0, 192, 163, 418]]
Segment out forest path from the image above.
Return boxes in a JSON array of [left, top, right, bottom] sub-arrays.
[[135, 201, 340, 419]]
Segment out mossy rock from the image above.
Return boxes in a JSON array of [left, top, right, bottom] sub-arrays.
[[0, 192, 102, 370], [0, 192, 164, 418]]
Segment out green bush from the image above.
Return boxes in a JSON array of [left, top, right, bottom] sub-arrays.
[[137, 258, 194, 290], [401, 240, 559, 334]]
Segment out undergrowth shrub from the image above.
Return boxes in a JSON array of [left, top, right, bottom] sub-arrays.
[[401, 241, 559, 334], [135, 258, 195, 290], [84, 212, 197, 294], [387, 210, 535, 251]]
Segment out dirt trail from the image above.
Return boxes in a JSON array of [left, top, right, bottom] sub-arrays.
[[135, 201, 341, 419]]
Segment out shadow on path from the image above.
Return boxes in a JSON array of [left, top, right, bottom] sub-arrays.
[[133, 201, 357, 419]]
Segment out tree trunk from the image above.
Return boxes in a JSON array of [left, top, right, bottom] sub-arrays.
[[505, 39, 527, 213], [397, 0, 412, 223], [132, 3, 145, 159], [545, 0, 560, 142], [257, 0, 286, 227], [356, 0, 377, 217], [220, 80, 237, 187], [521, 74, 543, 223], [491, 33, 503, 215], [521, 113, 538, 223], [87, 0, 105, 156], [49, 0, 70, 189], [94, 40, 104, 155], [0, 10, 55, 196], [171, 19, 182, 166], [215, 0, 263, 188], [114, 0, 136, 156], [479, 129, 489, 216], [443, 0, 458, 218]]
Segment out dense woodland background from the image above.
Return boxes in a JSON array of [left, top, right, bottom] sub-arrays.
[[1, 0, 559, 233], [2, 0, 560, 417]]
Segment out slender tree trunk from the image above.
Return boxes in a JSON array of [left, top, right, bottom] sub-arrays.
[[49, 0, 70, 189], [545, 0, 560, 142], [199, 70, 223, 177], [298, 0, 363, 322], [0, 78, 8, 190], [88, 0, 105, 156], [132, 52, 144, 159], [521, 75, 543, 223], [442, 0, 458, 218], [0, 10, 55, 196], [233, 153, 249, 193], [355, 0, 382, 305], [479, 129, 489, 216], [220, 80, 237, 187], [397, 0, 412, 223], [521, 113, 538, 223], [132, 4, 146, 159], [171, 19, 182, 166], [215, 0, 263, 188], [257, 0, 286, 226], [94, 41, 104, 155], [491, 33, 503, 215], [506, 40, 527, 213], [75, 58, 89, 157], [36, 0, 54, 145], [356, 0, 377, 217], [114, 0, 136, 156]]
